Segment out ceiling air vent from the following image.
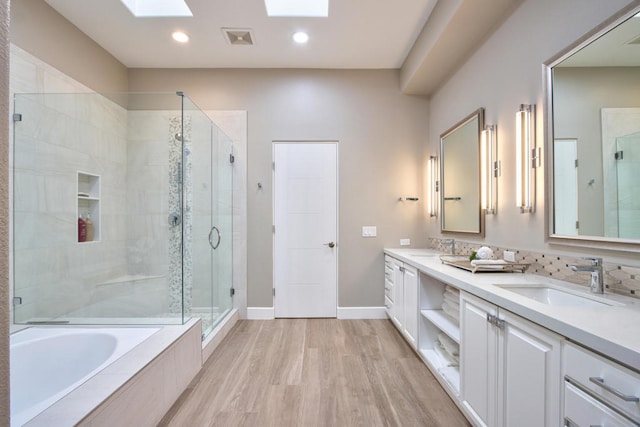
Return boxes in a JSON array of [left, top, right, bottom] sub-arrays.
[[222, 28, 255, 46]]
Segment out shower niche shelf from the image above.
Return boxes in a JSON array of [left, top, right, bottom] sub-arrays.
[[77, 171, 100, 243]]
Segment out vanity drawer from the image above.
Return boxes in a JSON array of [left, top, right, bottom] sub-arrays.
[[564, 382, 636, 427], [564, 342, 640, 421], [384, 263, 394, 283], [385, 278, 394, 302]]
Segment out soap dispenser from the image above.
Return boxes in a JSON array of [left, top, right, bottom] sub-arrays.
[[85, 212, 94, 242], [78, 215, 86, 242]]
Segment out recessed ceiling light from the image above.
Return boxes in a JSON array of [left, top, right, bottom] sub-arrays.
[[120, 0, 193, 17], [172, 31, 190, 43], [293, 32, 309, 44], [265, 0, 328, 17]]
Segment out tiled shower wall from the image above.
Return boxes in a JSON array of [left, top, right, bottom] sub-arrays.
[[10, 45, 182, 320], [429, 238, 640, 299], [9, 45, 245, 324], [12, 91, 130, 320]]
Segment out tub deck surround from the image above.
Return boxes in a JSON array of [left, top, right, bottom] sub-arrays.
[[11, 326, 161, 426], [22, 319, 201, 427], [384, 248, 640, 371]]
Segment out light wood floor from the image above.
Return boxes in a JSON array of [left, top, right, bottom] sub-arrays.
[[159, 319, 470, 427]]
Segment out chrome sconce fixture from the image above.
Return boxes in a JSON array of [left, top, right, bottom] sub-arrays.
[[481, 124, 499, 214], [427, 155, 439, 217], [515, 104, 539, 213]]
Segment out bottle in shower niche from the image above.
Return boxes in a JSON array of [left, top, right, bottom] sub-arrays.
[[85, 213, 94, 242], [78, 215, 87, 242]]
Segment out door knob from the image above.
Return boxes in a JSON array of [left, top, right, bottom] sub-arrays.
[[324, 242, 336, 248]]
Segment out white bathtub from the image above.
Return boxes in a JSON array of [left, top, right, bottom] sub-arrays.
[[10, 326, 160, 427]]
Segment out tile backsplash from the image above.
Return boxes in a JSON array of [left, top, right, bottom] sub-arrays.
[[428, 238, 640, 299]]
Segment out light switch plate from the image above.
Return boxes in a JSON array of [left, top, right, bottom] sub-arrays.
[[400, 238, 410, 246], [362, 226, 377, 237], [503, 250, 516, 262]]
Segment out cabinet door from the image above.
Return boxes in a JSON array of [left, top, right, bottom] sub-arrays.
[[498, 310, 562, 427], [460, 292, 498, 427], [391, 259, 404, 330], [402, 265, 418, 349]]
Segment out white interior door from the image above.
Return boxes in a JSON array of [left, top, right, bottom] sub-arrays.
[[274, 142, 337, 318]]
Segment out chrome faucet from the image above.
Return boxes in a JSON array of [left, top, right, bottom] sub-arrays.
[[442, 239, 455, 255], [569, 257, 604, 294]]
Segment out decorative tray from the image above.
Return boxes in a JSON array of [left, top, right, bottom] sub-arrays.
[[439, 255, 530, 274]]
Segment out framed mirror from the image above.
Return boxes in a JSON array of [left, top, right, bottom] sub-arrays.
[[440, 108, 484, 235], [545, 4, 640, 249]]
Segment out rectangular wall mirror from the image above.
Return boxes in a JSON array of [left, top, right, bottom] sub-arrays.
[[440, 108, 484, 235], [545, 4, 640, 248]]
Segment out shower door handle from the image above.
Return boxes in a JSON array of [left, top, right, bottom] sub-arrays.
[[209, 226, 221, 250]]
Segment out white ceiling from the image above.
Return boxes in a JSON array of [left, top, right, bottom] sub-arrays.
[[44, 0, 438, 69], [559, 16, 640, 67]]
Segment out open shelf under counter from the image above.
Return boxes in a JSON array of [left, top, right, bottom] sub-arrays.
[[421, 309, 460, 344], [420, 348, 460, 396]]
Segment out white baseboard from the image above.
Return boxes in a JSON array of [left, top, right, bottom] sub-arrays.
[[247, 306, 387, 320], [337, 306, 387, 319], [247, 307, 275, 320]]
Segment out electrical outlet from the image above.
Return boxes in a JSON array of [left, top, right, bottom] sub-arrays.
[[503, 250, 516, 262], [400, 238, 410, 246], [362, 226, 377, 237]]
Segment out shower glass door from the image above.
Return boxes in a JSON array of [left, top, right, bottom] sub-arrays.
[[185, 96, 233, 339], [615, 132, 640, 239], [211, 126, 233, 335]]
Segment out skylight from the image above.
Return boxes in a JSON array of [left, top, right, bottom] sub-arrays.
[[120, 0, 193, 17], [264, 0, 328, 17]]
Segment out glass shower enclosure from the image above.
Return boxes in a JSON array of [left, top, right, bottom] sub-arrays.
[[615, 131, 640, 239], [12, 92, 232, 338]]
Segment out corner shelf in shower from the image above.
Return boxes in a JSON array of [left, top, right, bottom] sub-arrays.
[[77, 171, 101, 243]]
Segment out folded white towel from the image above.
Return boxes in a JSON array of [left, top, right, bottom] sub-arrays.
[[443, 291, 459, 306], [445, 285, 460, 295], [441, 301, 460, 324], [470, 259, 508, 269], [438, 333, 459, 357], [434, 340, 459, 367]]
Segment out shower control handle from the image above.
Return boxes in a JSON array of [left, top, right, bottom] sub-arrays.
[[209, 226, 221, 250], [169, 213, 182, 226]]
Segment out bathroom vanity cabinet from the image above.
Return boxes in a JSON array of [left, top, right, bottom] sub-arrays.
[[460, 292, 562, 427], [383, 249, 640, 427], [563, 341, 640, 426], [418, 273, 461, 395], [385, 255, 418, 349]]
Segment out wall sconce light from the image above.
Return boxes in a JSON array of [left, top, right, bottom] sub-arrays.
[[481, 124, 499, 215], [427, 155, 438, 217], [515, 104, 539, 213]]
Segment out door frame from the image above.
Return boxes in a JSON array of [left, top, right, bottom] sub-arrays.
[[272, 140, 339, 317]]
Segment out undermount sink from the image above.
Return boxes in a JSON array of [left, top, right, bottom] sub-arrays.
[[496, 284, 619, 307]]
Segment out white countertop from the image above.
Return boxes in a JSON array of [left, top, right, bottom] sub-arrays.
[[385, 248, 640, 372]]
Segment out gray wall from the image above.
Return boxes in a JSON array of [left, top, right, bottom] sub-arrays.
[[427, 0, 639, 264], [553, 67, 640, 236], [128, 68, 430, 307], [1, 1, 9, 424], [10, 0, 127, 93]]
